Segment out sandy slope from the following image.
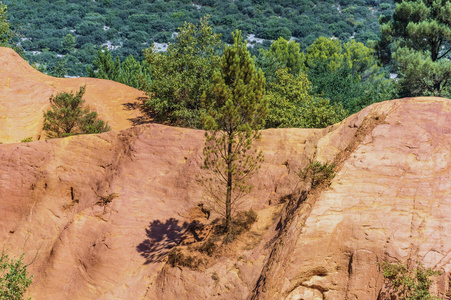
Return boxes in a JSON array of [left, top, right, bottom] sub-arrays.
[[1, 46, 451, 300], [0, 47, 147, 143]]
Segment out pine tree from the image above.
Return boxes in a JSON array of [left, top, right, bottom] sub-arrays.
[[116, 55, 151, 90], [87, 48, 121, 81], [380, 0, 451, 97], [202, 30, 267, 234], [43, 86, 110, 138]]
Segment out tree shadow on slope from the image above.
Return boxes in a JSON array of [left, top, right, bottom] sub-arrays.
[[123, 96, 153, 126], [137, 218, 201, 264]]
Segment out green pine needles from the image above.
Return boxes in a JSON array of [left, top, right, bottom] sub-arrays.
[[298, 161, 336, 188], [380, 0, 451, 97], [43, 86, 110, 138], [202, 30, 267, 234], [87, 48, 151, 90]]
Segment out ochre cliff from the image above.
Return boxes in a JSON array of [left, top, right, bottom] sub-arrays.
[[0, 47, 147, 144], [1, 48, 450, 300], [0, 97, 449, 299]]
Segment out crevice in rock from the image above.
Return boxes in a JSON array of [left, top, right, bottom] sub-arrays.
[[249, 112, 389, 300]]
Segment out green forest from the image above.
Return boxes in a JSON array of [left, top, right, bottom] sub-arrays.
[[1, 0, 450, 132], [3, 0, 394, 76]]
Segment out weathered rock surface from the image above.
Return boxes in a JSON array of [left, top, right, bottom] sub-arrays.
[[0, 47, 147, 144], [1, 50, 450, 299], [250, 98, 451, 300], [0, 123, 322, 299]]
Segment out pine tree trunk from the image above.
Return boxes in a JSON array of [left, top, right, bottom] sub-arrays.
[[225, 140, 233, 233]]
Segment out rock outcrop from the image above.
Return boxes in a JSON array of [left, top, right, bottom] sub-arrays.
[[0, 97, 449, 299], [1, 48, 450, 300], [0, 47, 147, 144], [251, 98, 451, 300]]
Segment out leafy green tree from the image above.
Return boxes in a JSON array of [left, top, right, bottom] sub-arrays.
[[143, 17, 222, 128], [43, 86, 110, 138], [266, 68, 347, 129], [380, 0, 451, 97], [61, 33, 76, 54], [259, 37, 305, 79], [305, 37, 394, 113], [202, 30, 267, 234], [0, 252, 33, 300], [0, 3, 12, 47]]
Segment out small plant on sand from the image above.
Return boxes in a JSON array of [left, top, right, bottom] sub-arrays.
[[20, 137, 32, 143], [214, 209, 258, 244], [96, 193, 119, 206], [298, 161, 336, 187], [167, 248, 204, 270], [380, 260, 443, 300], [0, 252, 33, 300]]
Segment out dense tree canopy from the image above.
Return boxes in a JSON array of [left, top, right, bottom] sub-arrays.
[[3, 0, 394, 76], [143, 17, 222, 128], [305, 37, 395, 113], [0, 3, 11, 47], [265, 68, 346, 129], [380, 0, 451, 97], [257, 37, 306, 83]]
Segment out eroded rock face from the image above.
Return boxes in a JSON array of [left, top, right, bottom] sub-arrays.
[[0, 122, 323, 299], [0, 47, 147, 143], [0, 91, 450, 298], [251, 98, 451, 300]]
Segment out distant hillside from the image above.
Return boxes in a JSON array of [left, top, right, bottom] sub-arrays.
[[4, 0, 394, 76]]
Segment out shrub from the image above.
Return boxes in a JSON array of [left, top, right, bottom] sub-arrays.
[[215, 209, 258, 243], [20, 137, 32, 143], [197, 238, 217, 257], [299, 161, 336, 188], [380, 260, 443, 300], [167, 248, 204, 269], [43, 86, 110, 138], [0, 252, 33, 300]]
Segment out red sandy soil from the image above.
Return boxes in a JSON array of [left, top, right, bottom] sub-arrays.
[[1, 47, 451, 300], [0, 47, 148, 144]]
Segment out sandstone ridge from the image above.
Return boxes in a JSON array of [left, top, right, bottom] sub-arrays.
[[0, 47, 147, 144], [0, 72, 450, 299]]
